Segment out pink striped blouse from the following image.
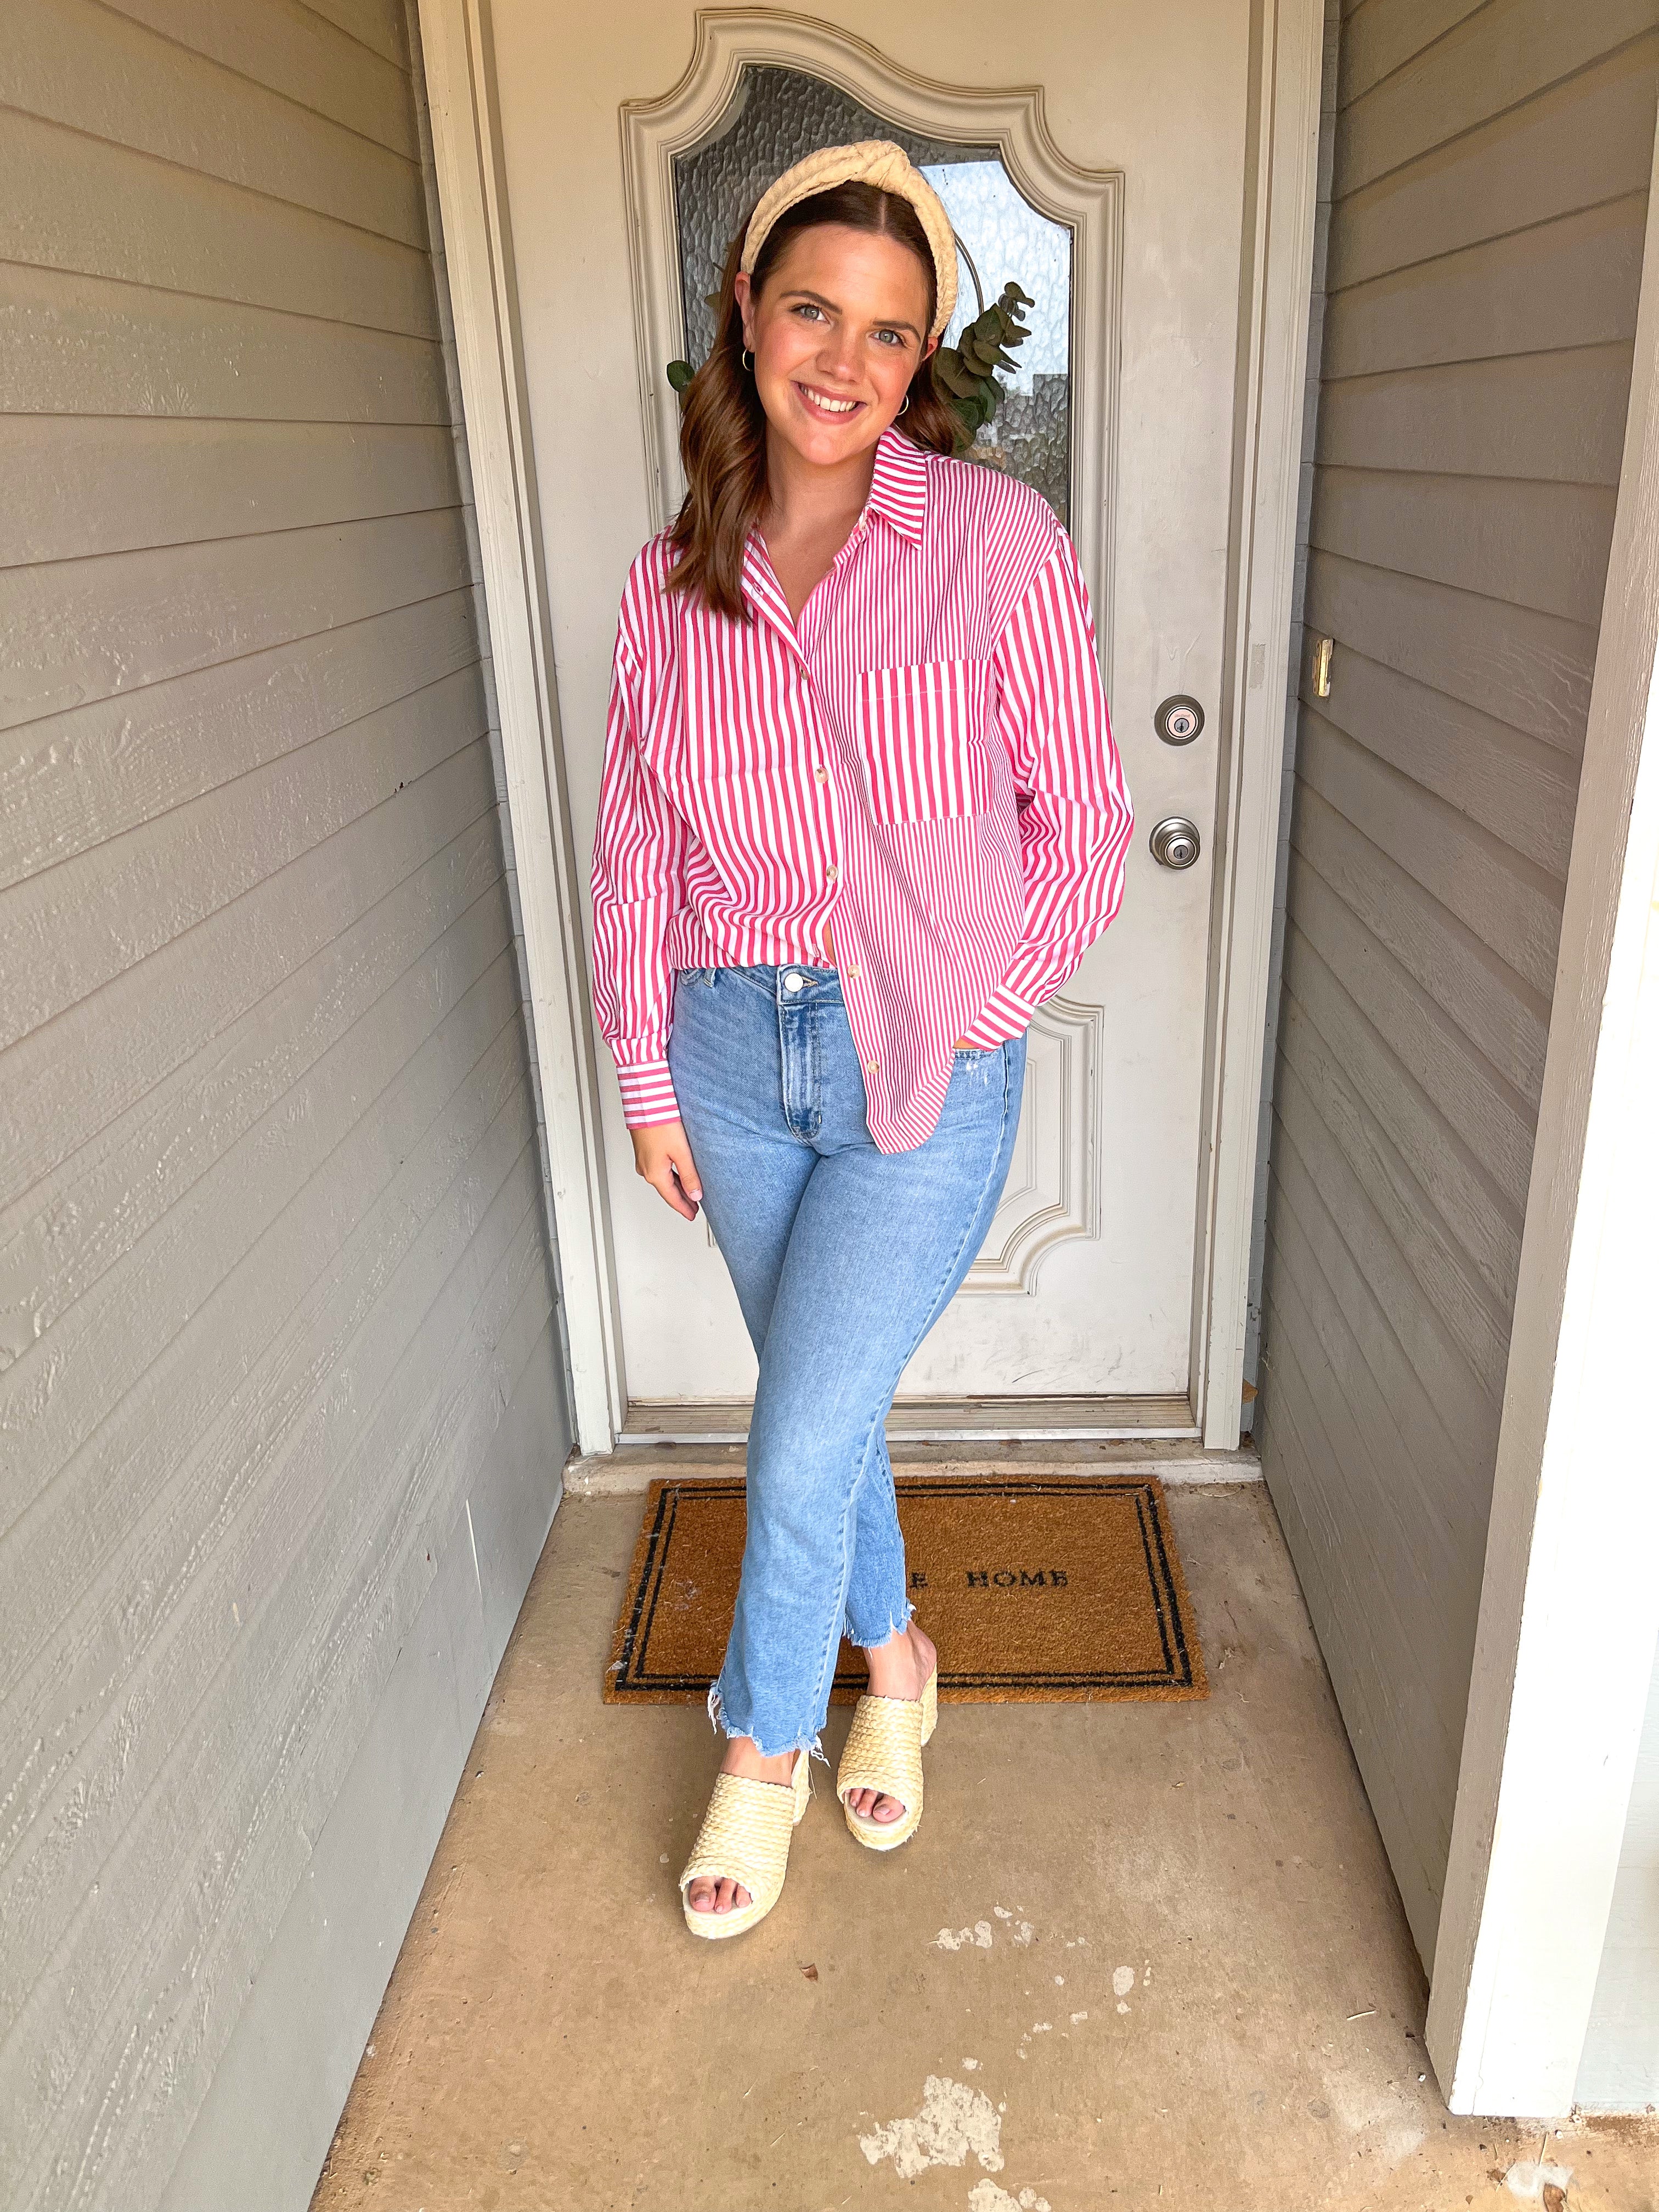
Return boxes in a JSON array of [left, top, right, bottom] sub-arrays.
[[590, 426, 1133, 1154]]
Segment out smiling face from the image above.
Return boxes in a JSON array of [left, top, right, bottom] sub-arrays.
[[735, 222, 935, 474]]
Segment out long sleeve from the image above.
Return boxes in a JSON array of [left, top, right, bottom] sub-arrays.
[[960, 530, 1133, 1047], [589, 623, 687, 1126]]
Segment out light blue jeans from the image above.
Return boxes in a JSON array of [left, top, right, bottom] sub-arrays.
[[668, 963, 1026, 1759]]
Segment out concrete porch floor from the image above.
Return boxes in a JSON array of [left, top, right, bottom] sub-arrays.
[[310, 1482, 1656, 2212]]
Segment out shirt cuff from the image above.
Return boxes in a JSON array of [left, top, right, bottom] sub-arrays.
[[959, 982, 1037, 1051], [615, 1059, 681, 1126]]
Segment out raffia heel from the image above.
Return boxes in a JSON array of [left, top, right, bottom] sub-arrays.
[[678, 1747, 812, 1940], [837, 1662, 939, 1853]]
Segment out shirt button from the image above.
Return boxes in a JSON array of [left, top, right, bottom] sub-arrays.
[[783, 970, 805, 993], [865, 1059, 879, 1074], [826, 864, 839, 883], [847, 965, 861, 981], [815, 765, 828, 783]]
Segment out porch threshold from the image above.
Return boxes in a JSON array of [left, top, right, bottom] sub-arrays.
[[567, 1432, 1262, 1497], [619, 1391, 1201, 1445]]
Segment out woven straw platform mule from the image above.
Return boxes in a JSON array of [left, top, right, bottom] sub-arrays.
[[836, 1662, 938, 1852], [678, 1747, 812, 1940]]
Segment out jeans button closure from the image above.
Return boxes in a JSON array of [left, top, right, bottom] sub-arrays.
[[783, 970, 805, 994]]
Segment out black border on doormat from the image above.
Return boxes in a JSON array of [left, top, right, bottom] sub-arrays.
[[604, 1474, 1207, 1705]]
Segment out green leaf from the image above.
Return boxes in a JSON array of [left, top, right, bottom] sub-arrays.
[[933, 353, 982, 400], [667, 358, 696, 392]]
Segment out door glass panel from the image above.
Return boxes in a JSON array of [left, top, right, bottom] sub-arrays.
[[672, 64, 1073, 525]]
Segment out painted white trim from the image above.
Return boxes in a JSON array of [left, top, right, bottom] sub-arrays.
[[619, 9, 1123, 686], [1424, 117, 1659, 2118], [1195, 0, 1324, 1448], [416, 0, 624, 1453]]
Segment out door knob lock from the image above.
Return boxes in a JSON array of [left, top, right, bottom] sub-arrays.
[[1154, 694, 1205, 746], [1150, 816, 1201, 870]]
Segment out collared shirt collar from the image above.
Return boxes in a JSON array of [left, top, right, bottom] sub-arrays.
[[740, 426, 931, 641], [864, 425, 930, 544]]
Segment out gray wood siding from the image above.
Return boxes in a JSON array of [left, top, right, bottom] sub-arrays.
[[1256, 0, 1658, 1965], [0, 6, 567, 2208]]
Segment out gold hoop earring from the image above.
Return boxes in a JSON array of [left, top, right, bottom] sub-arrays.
[[741, 348, 753, 371], [899, 393, 910, 415]]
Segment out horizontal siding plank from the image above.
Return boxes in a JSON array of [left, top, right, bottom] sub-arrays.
[[1292, 782, 1551, 1102], [0, 667, 487, 1053], [3, 1087, 540, 2187], [1334, 0, 1659, 200], [0, 856, 511, 1371], [1329, 38, 1659, 292], [301, 0, 408, 68], [0, 262, 449, 426], [0, 905, 521, 1589], [1301, 631, 1581, 876], [1261, 1258, 1475, 1744], [1310, 465, 1617, 627], [1277, 1011, 1513, 1401], [1265, 1104, 1499, 1532], [1272, 1059, 1503, 1454], [101, 0, 419, 158], [1337, 0, 1487, 108], [1255, 1272, 1458, 1952], [1306, 545, 1596, 754], [1281, 924, 1523, 1311], [0, 958, 526, 1849], [1259, 1272, 1477, 1759], [1264, 1152, 1491, 1585], [95, 1238, 555, 2202], [1317, 344, 1636, 484], [1, 838, 504, 1354], [1, 507, 471, 733], [1296, 710, 1564, 996], [0, 417, 460, 568], [0, 109, 439, 340], [1285, 849, 1539, 1215], [2, 744, 496, 1214], [1, 591, 480, 887], [2, 0, 425, 246], [1324, 196, 1647, 378]]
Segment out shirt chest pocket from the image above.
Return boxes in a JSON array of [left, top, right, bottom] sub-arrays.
[[855, 659, 993, 825]]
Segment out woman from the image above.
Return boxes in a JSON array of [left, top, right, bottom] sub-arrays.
[[591, 140, 1132, 1938]]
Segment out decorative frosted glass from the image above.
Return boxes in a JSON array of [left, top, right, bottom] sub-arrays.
[[672, 64, 1073, 525]]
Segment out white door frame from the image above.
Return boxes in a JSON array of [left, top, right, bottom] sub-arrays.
[[1424, 119, 1659, 2118], [415, 0, 1323, 1457], [415, 0, 624, 1451]]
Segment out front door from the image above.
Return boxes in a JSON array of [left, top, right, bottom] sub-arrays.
[[483, 3, 1255, 1432]]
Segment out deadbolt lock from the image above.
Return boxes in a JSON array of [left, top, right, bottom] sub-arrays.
[[1154, 694, 1205, 746], [1150, 816, 1201, 871]]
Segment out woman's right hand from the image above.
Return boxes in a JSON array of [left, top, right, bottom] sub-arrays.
[[631, 1120, 703, 1221]]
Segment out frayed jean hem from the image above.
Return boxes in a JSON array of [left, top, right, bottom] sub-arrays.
[[843, 1596, 917, 1651], [706, 1678, 827, 1764]]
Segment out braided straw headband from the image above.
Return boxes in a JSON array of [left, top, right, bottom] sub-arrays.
[[738, 139, 958, 342]]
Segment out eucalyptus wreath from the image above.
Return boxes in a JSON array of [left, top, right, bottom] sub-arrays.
[[928, 281, 1035, 452], [667, 278, 1036, 460]]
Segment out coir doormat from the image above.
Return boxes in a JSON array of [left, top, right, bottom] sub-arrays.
[[605, 1476, 1206, 1705]]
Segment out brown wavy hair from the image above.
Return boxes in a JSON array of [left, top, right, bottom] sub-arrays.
[[665, 182, 960, 622]]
